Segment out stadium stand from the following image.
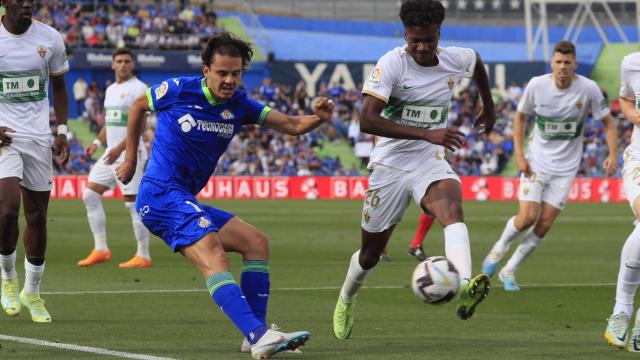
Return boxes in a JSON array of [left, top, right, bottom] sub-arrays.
[[23, 1, 631, 178]]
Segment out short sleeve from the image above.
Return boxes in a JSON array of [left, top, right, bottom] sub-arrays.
[[134, 81, 148, 98], [516, 79, 536, 114], [448, 47, 476, 79], [49, 30, 69, 76], [620, 56, 635, 100], [362, 52, 397, 103], [589, 82, 610, 121], [240, 93, 271, 125], [147, 78, 181, 112]]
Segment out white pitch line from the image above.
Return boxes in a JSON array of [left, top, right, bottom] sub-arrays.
[[39, 282, 617, 296], [0, 334, 177, 360]]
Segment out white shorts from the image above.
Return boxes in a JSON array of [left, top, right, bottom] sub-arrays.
[[518, 171, 573, 210], [0, 138, 52, 191], [623, 151, 640, 210], [361, 159, 460, 233], [88, 152, 146, 195]]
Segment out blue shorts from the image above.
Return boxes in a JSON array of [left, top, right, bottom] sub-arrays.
[[136, 178, 234, 252]]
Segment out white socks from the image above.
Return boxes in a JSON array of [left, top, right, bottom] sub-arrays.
[[503, 228, 544, 274], [488, 216, 523, 263], [83, 189, 107, 250], [444, 222, 472, 280], [0, 253, 45, 295], [24, 257, 44, 295], [125, 202, 150, 259], [0, 250, 17, 280], [613, 224, 640, 317], [339, 250, 371, 302]]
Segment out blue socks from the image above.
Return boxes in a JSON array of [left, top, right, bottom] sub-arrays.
[[241, 259, 270, 325], [207, 272, 266, 344]]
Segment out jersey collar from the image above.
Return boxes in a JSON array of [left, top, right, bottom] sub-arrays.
[[200, 78, 222, 105]]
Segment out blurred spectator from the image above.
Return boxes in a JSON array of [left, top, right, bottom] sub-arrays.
[[72, 77, 88, 119], [507, 80, 523, 102]]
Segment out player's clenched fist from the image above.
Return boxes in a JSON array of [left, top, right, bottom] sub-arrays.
[[313, 97, 335, 122], [116, 160, 136, 184], [0, 127, 15, 147]]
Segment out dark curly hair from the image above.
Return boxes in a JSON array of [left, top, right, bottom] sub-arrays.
[[201, 32, 253, 70], [399, 0, 446, 28]]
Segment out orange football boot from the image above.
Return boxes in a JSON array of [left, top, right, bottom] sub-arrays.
[[77, 249, 112, 267], [118, 255, 152, 269]]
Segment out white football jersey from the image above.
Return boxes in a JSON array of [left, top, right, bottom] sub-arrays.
[[518, 74, 610, 176], [0, 19, 69, 145], [620, 52, 640, 155], [362, 46, 476, 171], [103, 77, 148, 161]]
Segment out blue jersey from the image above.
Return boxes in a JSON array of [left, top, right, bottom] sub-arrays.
[[143, 77, 271, 194]]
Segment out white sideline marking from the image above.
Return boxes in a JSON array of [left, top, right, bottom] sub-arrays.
[[0, 334, 177, 360], [39, 282, 617, 296]]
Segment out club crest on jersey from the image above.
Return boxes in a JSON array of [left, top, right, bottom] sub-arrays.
[[221, 109, 234, 120], [447, 77, 454, 90], [367, 67, 381, 85], [576, 100, 583, 109], [198, 216, 211, 228], [363, 210, 372, 223], [155, 81, 169, 100], [37, 46, 47, 58]]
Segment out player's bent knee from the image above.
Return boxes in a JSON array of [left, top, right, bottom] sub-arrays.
[[358, 250, 380, 270], [83, 188, 102, 207], [0, 205, 19, 224], [437, 206, 463, 226], [250, 231, 269, 257]]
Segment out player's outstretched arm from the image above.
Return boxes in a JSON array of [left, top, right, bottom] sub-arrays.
[[601, 114, 619, 177], [262, 96, 334, 135], [360, 95, 466, 152], [513, 111, 532, 177], [51, 74, 70, 163], [471, 52, 496, 134], [116, 93, 149, 184]]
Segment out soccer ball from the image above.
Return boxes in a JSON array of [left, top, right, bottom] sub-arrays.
[[411, 256, 460, 304]]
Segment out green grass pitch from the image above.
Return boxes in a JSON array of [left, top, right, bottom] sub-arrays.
[[0, 199, 636, 359]]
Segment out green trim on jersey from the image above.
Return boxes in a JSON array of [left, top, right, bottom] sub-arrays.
[[257, 106, 271, 125], [105, 106, 129, 127], [0, 70, 46, 104], [535, 113, 583, 140], [201, 78, 219, 105], [146, 88, 155, 111], [382, 97, 449, 129]]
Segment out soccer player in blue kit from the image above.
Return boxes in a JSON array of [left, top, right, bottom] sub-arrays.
[[116, 33, 334, 359]]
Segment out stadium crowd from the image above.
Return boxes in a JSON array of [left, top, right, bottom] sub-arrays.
[[35, 1, 626, 178], [34, 0, 221, 50]]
